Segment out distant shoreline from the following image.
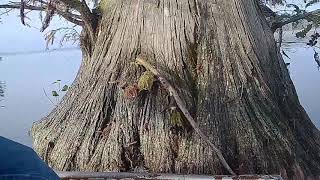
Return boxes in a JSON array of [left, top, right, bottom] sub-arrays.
[[0, 47, 80, 56]]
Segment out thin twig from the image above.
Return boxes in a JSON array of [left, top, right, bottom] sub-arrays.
[[59, 0, 96, 42], [20, 0, 25, 25], [135, 56, 236, 176], [43, 88, 55, 106], [278, 27, 283, 50]]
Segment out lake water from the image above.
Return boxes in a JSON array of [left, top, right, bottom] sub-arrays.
[[0, 50, 81, 146], [285, 47, 320, 130]]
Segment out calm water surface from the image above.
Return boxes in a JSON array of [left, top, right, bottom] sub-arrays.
[[286, 47, 320, 129], [0, 51, 81, 146]]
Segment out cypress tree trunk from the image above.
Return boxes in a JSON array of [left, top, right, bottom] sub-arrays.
[[31, 0, 320, 179]]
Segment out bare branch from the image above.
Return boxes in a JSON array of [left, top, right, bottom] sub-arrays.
[[43, 88, 56, 106], [58, 11, 83, 26], [0, 3, 44, 11], [0, 7, 14, 16], [272, 9, 320, 31], [59, 0, 96, 43], [58, 0, 84, 13], [0, 2, 83, 26], [20, 0, 25, 25], [41, 1, 55, 31]]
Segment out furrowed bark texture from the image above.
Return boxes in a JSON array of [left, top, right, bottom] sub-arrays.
[[31, 0, 320, 179]]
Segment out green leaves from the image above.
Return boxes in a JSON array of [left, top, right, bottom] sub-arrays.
[[61, 85, 69, 92], [52, 80, 61, 84], [52, 91, 59, 97], [49, 80, 69, 99], [138, 71, 155, 91]]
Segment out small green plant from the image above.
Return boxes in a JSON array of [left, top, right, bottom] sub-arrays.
[[137, 71, 155, 91], [44, 80, 69, 106]]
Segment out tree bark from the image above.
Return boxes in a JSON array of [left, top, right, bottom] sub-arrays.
[[31, 0, 320, 179]]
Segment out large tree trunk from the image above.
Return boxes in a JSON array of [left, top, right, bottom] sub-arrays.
[[31, 0, 320, 179]]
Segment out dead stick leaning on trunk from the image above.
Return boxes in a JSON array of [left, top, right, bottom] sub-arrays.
[[135, 56, 236, 176]]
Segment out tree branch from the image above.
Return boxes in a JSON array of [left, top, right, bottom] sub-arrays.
[[20, 0, 25, 25], [1, 0, 98, 45], [57, 10, 83, 26], [272, 9, 320, 31], [59, 0, 96, 43], [0, 3, 83, 26], [135, 56, 237, 176], [56, 171, 283, 179], [0, 4, 44, 11]]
